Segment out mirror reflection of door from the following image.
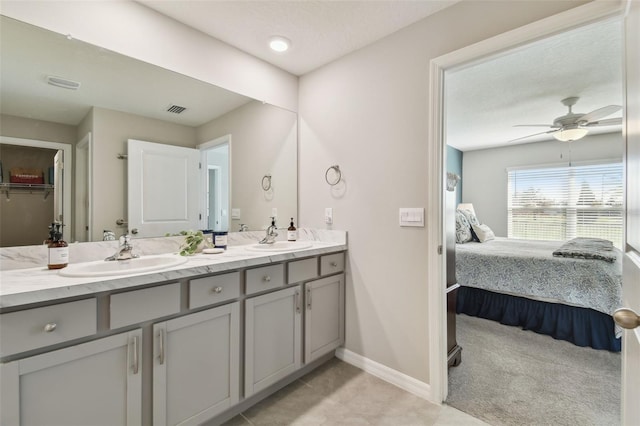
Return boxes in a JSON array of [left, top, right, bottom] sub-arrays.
[[199, 135, 231, 232], [0, 138, 72, 247]]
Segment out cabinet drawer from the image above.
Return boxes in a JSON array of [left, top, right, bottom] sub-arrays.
[[189, 272, 240, 309], [0, 299, 97, 357], [288, 258, 319, 284], [246, 264, 284, 295], [110, 283, 180, 329], [320, 253, 345, 276]]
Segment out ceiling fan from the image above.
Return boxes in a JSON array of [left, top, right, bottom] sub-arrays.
[[510, 96, 622, 143]]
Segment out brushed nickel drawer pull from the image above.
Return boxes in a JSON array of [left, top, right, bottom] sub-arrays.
[[132, 336, 139, 375], [44, 323, 57, 332], [213, 286, 223, 294], [330, 261, 338, 267], [263, 275, 271, 282], [159, 329, 166, 365]]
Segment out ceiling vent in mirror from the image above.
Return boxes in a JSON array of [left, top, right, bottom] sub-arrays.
[[46, 75, 80, 90], [166, 104, 187, 114]]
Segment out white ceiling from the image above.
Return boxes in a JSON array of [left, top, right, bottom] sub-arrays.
[[445, 17, 623, 151], [136, 0, 459, 76], [1, 2, 623, 151]]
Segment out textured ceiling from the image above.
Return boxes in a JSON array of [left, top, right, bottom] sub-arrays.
[[136, 0, 459, 76], [445, 18, 623, 151]]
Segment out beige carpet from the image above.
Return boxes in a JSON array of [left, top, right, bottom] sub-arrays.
[[447, 314, 620, 426]]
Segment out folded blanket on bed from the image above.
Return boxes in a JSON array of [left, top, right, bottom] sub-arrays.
[[552, 238, 616, 263]]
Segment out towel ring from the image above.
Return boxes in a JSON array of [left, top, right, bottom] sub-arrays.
[[261, 175, 272, 191], [325, 165, 341, 186]]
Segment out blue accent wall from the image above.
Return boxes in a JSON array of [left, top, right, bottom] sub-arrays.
[[446, 145, 463, 205]]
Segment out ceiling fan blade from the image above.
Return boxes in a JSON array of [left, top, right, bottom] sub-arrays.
[[579, 105, 622, 123], [584, 117, 622, 127], [508, 129, 555, 143], [513, 124, 554, 128]]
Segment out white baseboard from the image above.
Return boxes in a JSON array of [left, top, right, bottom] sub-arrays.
[[335, 348, 432, 401]]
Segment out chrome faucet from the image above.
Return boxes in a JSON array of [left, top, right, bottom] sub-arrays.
[[239, 223, 249, 232], [105, 234, 139, 261], [259, 217, 278, 244]]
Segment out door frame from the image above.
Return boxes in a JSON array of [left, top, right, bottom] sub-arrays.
[[426, 1, 626, 403], [198, 134, 231, 231]]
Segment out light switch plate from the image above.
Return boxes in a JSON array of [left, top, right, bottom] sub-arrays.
[[231, 208, 241, 219], [399, 208, 424, 227]]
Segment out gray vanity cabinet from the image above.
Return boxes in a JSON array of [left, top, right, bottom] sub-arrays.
[[152, 303, 240, 426], [0, 329, 142, 425], [244, 285, 302, 397], [304, 274, 345, 363]]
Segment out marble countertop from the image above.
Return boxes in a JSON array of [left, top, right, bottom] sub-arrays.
[[0, 229, 346, 309]]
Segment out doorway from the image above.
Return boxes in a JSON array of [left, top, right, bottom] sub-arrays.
[[426, 0, 626, 407], [198, 135, 231, 232]]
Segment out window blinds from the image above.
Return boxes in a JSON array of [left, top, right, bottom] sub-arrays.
[[507, 162, 623, 248]]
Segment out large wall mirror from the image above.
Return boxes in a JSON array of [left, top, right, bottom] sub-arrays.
[[0, 16, 297, 246]]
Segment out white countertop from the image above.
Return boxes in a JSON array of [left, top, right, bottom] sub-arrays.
[[0, 230, 346, 309]]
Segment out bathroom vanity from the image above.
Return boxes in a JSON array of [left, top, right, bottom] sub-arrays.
[[0, 230, 346, 425]]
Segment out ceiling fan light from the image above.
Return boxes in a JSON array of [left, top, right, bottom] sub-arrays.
[[553, 126, 588, 142]]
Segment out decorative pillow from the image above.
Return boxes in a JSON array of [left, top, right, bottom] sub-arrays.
[[458, 208, 480, 241], [472, 224, 495, 242], [455, 211, 473, 244]]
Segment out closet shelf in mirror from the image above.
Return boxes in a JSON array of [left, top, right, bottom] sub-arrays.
[[0, 183, 55, 200]]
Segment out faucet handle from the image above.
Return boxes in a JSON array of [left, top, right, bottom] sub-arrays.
[[119, 234, 131, 245]]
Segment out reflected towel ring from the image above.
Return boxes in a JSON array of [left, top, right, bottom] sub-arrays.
[[262, 175, 272, 191], [325, 165, 342, 186]]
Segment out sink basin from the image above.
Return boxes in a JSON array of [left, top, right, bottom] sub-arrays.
[[59, 255, 188, 277], [244, 241, 313, 252]]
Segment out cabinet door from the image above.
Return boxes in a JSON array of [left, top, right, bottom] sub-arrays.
[[305, 274, 345, 363], [0, 329, 142, 426], [245, 286, 302, 397], [153, 303, 240, 426]]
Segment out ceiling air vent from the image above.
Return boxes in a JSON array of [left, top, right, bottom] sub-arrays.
[[166, 104, 187, 114]]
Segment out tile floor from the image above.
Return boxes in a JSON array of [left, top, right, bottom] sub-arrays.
[[222, 358, 488, 425]]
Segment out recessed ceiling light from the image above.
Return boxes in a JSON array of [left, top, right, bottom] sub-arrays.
[[269, 36, 290, 53]]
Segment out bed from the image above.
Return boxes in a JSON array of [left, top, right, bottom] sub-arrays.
[[455, 237, 622, 351]]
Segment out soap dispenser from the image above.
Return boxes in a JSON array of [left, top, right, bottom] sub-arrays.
[[47, 222, 69, 270], [287, 218, 298, 241]]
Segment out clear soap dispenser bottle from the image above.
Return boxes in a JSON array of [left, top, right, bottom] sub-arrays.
[[287, 218, 298, 241]]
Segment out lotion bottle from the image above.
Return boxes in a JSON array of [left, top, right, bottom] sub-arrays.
[[287, 218, 298, 241], [48, 222, 69, 269]]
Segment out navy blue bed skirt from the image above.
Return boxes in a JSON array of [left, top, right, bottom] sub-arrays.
[[456, 286, 621, 352]]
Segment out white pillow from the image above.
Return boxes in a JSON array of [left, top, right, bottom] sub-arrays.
[[472, 224, 495, 242]]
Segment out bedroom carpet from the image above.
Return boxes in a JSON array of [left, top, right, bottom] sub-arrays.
[[447, 314, 621, 426]]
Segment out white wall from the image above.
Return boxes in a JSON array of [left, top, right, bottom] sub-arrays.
[[198, 101, 298, 232], [0, 0, 298, 111], [298, 0, 585, 384], [461, 132, 623, 237]]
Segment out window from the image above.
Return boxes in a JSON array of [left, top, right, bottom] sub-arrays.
[[507, 162, 623, 248]]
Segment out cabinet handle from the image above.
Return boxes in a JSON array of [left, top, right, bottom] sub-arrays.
[[159, 328, 166, 365], [263, 275, 271, 282], [212, 286, 223, 294], [295, 289, 301, 314], [43, 323, 57, 332], [330, 261, 338, 267], [132, 336, 139, 375], [307, 288, 312, 309]]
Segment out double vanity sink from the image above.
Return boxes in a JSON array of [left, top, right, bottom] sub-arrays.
[[0, 231, 347, 425], [57, 241, 314, 278]]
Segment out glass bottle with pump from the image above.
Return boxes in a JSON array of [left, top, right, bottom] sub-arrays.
[[287, 218, 298, 241], [48, 222, 69, 269]]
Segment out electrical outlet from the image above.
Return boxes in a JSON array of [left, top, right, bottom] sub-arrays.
[[325, 207, 333, 225]]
